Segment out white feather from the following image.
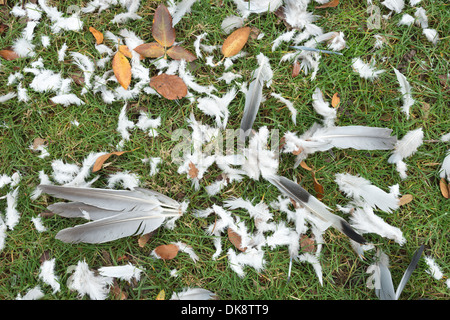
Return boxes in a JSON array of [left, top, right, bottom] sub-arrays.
[[271, 92, 297, 125], [424, 256, 444, 280], [50, 94, 85, 106], [98, 263, 144, 282], [414, 7, 428, 28], [439, 151, 450, 180], [311, 87, 336, 127], [107, 171, 140, 190], [168, 0, 197, 26], [170, 287, 217, 300], [352, 58, 385, 80], [388, 128, 423, 165], [5, 187, 20, 230], [295, 253, 323, 285], [31, 216, 47, 232], [57, 43, 68, 61], [16, 286, 45, 300], [423, 28, 439, 46], [67, 260, 113, 300], [381, 0, 404, 13], [349, 205, 406, 245], [221, 15, 245, 34], [335, 173, 399, 213], [12, 37, 36, 58], [173, 241, 199, 263], [70, 52, 96, 94], [39, 258, 60, 293], [398, 14, 414, 26], [393, 68, 415, 118]]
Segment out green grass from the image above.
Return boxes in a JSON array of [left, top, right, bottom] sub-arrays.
[[0, 0, 449, 300]]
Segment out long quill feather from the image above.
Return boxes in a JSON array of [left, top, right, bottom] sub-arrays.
[[266, 175, 367, 244], [240, 53, 272, 137], [40, 185, 184, 244]]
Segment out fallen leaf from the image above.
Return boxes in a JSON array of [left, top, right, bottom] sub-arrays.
[[299, 161, 313, 171], [154, 243, 179, 260], [119, 45, 133, 59], [316, 0, 339, 8], [152, 4, 176, 48], [292, 61, 301, 77], [166, 45, 197, 62], [221, 26, 251, 58], [89, 27, 103, 45], [134, 42, 165, 58], [228, 228, 247, 252], [32, 137, 48, 150], [398, 194, 413, 206], [156, 289, 165, 300], [112, 51, 131, 90], [292, 147, 304, 156], [311, 172, 324, 200], [439, 178, 449, 199], [149, 73, 187, 100], [300, 235, 315, 253], [93, 149, 137, 172], [110, 281, 128, 300], [331, 93, 340, 108], [0, 48, 19, 61], [138, 233, 153, 247], [188, 161, 199, 178]]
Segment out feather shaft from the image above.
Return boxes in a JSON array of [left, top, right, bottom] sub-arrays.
[[267, 175, 367, 244]]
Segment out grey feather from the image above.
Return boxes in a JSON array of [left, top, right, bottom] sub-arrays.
[[55, 211, 166, 243], [40, 185, 184, 244], [395, 245, 424, 299], [376, 250, 396, 300], [266, 175, 367, 244], [48, 202, 122, 220], [294, 124, 397, 167], [39, 184, 178, 211], [240, 78, 263, 137]]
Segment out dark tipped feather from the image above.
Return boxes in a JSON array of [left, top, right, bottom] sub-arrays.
[[395, 245, 424, 299], [267, 175, 367, 244], [240, 78, 263, 136]]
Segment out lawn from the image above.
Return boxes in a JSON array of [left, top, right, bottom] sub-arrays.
[[0, 0, 449, 300]]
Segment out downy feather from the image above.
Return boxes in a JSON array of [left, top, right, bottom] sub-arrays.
[[266, 175, 367, 244], [335, 173, 399, 213], [388, 128, 423, 164], [393, 68, 415, 118], [240, 53, 272, 136]]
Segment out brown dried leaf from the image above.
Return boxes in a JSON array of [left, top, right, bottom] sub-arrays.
[[228, 228, 247, 252], [138, 233, 152, 247], [166, 45, 197, 62], [292, 147, 304, 156], [32, 137, 48, 150], [110, 281, 128, 300], [299, 161, 313, 171], [154, 244, 179, 260], [152, 4, 176, 48], [439, 178, 449, 199], [300, 235, 315, 253], [316, 0, 339, 8], [188, 161, 199, 178], [312, 172, 324, 200], [93, 150, 128, 172], [398, 194, 413, 206], [112, 51, 131, 90], [134, 42, 165, 58], [89, 27, 103, 45], [221, 26, 251, 58], [149, 73, 187, 100], [0, 48, 20, 61], [331, 93, 340, 108], [292, 61, 301, 77]]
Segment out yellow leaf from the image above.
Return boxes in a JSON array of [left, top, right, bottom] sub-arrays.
[[398, 194, 413, 206], [89, 27, 103, 45], [156, 289, 165, 300], [134, 42, 165, 58], [331, 93, 340, 108], [221, 27, 251, 58], [113, 51, 131, 90], [119, 45, 133, 59]]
